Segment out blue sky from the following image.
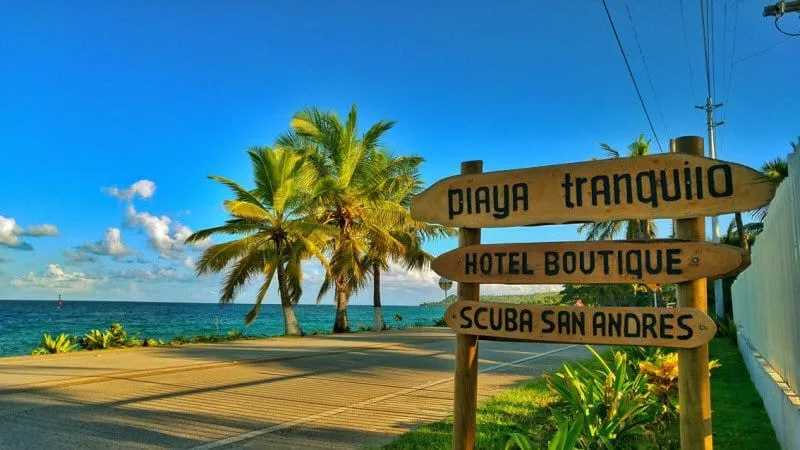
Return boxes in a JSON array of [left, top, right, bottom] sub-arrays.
[[1, 1, 797, 305]]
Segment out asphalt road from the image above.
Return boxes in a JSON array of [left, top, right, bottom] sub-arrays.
[[0, 328, 594, 449]]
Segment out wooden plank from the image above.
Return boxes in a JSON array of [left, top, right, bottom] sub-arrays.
[[452, 161, 482, 450], [431, 240, 748, 285], [674, 137, 713, 449], [410, 153, 775, 228], [444, 301, 716, 349]]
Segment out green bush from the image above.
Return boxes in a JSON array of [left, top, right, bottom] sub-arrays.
[[546, 346, 655, 448], [170, 335, 191, 345], [31, 333, 77, 355], [711, 314, 738, 347], [79, 323, 140, 350], [226, 329, 244, 340]]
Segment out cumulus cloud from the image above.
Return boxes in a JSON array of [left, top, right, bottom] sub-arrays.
[[110, 265, 195, 283], [23, 224, 60, 236], [124, 205, 210, 259], [64, 250, 99, 263], [0, 215, 57, 250], [75, 227, 135, 261], [11, 264, 106, 292], [104, 179, 156, 201], [182, 257, 196, 271]]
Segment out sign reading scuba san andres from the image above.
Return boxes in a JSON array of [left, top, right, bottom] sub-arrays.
[[410, 153, 775, 228], [431, 240, 749, 285], [444, 301, 716, 348]]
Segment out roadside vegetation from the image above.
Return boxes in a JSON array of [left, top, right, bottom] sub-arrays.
[[383, 339, 778, 449]]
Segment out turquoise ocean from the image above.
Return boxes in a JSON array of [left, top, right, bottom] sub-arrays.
[[0, 301, 446, 358]]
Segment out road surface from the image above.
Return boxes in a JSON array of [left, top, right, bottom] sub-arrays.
[[0, 328, 594, 449]]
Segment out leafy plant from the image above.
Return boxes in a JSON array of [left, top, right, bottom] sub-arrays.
[[80, 329, 113, 350], [171, 334, 191, 345], [547, 346, 655, 448], [142, 338, 165, 347], [433, 316, 447, 327], [31, 333, 77, 355], [638, 351, 721, 418], [226, 329, 244, 340], [711, 314, 738, 347]]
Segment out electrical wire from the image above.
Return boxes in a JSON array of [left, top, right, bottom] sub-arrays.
[[700, 0, 713, 98], [624, 2, 671, 139], [678, 0, 698, 102], [775, 15, 800, 36], [600, 0, 664, 153]]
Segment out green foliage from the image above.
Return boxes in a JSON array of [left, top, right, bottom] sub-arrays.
[[142, 338, 165, 347], [79, 323, 140, 350], [171, 334, 191, 345], [711, 314, 738, 347], [433, 316, 447, 327], [546, 346, 655, 448], [30, 333, 77, 355], [226, 329, 244, 340], [560, 284, 650, 307], [420, 292, 562, 307]]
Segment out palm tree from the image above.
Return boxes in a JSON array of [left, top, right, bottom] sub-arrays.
[[729, 156, 789, 252], [362, 151, 455, 330], [186, 147, 331, 335], [278, 105, 411, 333], [577, 135, 657, 241]]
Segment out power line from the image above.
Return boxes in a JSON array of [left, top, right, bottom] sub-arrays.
[[624, 2, 671, 139], [679, 0, 698, 102], [600, 0, 664, 153], [711, 0, 717, 98], [700, 0, 713, 98], [721, 0, 740, 123]]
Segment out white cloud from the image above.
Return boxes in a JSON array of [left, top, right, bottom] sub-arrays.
[[75, 227, 135, 260], [104, 179, 156, 201], [11, 264, 106, 292], [182, 257, 196, 270], [124, 205, 210, 259], [0, 215, 57, 250], [64, 249, 98, 263], [23, 224, 59, 236], [110, 265, 195, 283]]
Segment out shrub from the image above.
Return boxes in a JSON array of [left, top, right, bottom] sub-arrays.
[[31, 333, 77, 355], [226, 329, 244, 340], [638, 351, 721, 419], [711, 314, 738, 347], [171, 334, 191, 345], [79, 323, 140, 350], [433, 316, 447, 327], [547, 346, 655, 448]]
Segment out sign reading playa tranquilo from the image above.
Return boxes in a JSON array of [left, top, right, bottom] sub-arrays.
[[444, 301, 717, 348], [431, 240, 749, 284], [410, 153, 775, 228]]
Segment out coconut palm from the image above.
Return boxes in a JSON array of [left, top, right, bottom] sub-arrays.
[[278, 105, 412, 333], [185, 146, 331, 335], [577, 135, 657, 241], [362, 151, 456, 330], [750, 157, 789, 221]]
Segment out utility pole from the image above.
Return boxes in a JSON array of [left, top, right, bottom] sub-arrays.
[[696, 98, 725, 316], [763, 0, 800, 16]]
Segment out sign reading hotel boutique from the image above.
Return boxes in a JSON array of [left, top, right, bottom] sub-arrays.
[[444, 301, 717, 348], [410, 153, 775, 228], [431, 240, 749, 285]]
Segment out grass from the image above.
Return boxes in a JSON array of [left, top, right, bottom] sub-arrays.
[[381, 338, 779, 450]]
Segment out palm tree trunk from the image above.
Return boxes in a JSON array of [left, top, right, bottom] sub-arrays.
[[333, 276, 350, 333], [276, 259, 303, 336], [734, 212, 750, 253], [372, 264, 386, 331]]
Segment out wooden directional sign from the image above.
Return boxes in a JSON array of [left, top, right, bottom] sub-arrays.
[[444, 301, 717, 348], [410, 153, 775, 228], [431, 240, 749, 285]]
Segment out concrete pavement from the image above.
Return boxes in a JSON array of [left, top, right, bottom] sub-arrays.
[[0, 328, 594, 449]]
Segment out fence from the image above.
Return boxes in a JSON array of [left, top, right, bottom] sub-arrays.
[[731, 150, 800, 448]]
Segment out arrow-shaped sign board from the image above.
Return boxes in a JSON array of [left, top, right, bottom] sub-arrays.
[[432, 240, 748, 285], [411, 153, 774, 228], [444, 301, 716, 348]]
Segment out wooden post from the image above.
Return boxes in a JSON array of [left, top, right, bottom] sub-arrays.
[[675, 136, 713, 449], [453, 160, 482, 450]]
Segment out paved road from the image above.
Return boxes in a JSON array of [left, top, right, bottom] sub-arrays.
[[0, 328, 594, 449]]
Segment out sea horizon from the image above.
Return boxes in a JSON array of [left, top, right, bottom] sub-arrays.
[[0, 300, 446, 358]]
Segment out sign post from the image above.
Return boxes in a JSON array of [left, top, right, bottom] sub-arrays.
[[453, 161, 482, 450], [410, 138, 774, 450], [675, 137, 713, 449]]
